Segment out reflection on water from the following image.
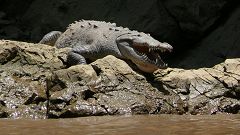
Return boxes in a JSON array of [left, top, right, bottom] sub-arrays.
[[0, 115, 239, 135]]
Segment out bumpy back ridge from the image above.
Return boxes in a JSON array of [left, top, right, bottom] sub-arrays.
[[55, 20, 133, 48], [68, 20, 130, 32]]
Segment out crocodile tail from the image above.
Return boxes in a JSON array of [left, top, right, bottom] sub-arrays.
[[39, 31, 62, 46]]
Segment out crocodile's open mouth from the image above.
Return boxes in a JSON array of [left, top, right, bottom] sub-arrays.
[[132, 43, 172, 68]]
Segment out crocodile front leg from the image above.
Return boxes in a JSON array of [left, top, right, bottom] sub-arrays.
[[67, 51, 87, 65], [67, 45, 99, 66], [39, 31, 62, 46]]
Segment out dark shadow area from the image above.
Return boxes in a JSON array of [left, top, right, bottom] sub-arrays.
[[143, 73, 170, 95], [0, 0, 239, 69]]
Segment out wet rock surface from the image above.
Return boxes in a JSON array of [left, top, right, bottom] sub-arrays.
[[47, 56, 184, 118], [0, 40, 68, 118], [154, 59, 240, 114], [0, 40, 239, 119]]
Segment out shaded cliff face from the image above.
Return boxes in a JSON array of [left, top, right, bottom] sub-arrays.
[[0, 0, 240, 68]]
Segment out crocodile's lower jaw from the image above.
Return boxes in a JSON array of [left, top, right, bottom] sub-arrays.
[[135, 63, 159, 73]]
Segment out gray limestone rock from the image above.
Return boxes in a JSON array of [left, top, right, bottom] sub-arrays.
[[0, 40, 239, 119], [154, 59, 240, 114], [47, 55, 184, 118], [0, 40, 68, 119]]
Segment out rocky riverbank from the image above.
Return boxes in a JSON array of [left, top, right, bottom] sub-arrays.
[[0, 40, 239, 119]]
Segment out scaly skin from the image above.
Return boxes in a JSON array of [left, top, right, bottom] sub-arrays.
[[39, 20, 173, 73], [39, 31, 62, 46]]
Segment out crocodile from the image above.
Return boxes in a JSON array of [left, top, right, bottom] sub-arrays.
[[39, 20, 173, 73]]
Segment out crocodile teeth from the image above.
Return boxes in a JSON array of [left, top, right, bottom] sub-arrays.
[[143, 54, 148, 58], [149, 47, 161, 51], [155, 58, 159, 64], [149, 46, 172, 53]]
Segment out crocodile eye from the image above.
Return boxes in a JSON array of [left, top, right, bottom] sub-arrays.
[[137, 34, 141, 37]]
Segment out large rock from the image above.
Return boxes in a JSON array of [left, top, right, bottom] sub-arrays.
[[0, 40, 184, 118], [0, 40, 68, 119], [0, 40, 239, 119], [47, 56, 184, 118], [154, 59, 240, 114]]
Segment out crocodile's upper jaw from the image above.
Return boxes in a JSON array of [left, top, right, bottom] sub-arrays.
[[116, 33, 173, 73]]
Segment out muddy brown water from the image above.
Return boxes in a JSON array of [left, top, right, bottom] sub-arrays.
[[0, 115, 239, 135]]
